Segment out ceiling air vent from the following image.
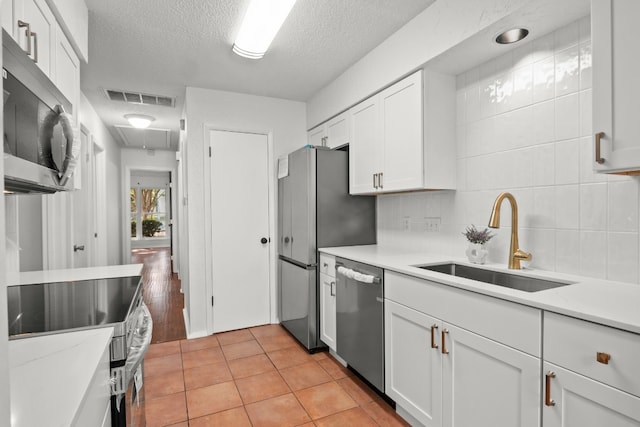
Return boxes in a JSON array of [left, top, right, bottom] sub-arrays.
[[104, 89, 175, 108]]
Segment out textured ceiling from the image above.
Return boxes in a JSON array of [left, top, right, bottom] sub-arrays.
[[81, 0, 436, 150]]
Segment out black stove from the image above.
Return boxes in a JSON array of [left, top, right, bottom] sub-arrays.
[[7, 275, 143, 363]]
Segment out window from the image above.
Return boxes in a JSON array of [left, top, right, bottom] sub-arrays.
[[130, 187, 168, 239]]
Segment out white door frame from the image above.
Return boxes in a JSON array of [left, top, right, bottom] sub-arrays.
[[122, 165, 177, 263], [91, 136, 107, 266], [203, 125, 277, 336]]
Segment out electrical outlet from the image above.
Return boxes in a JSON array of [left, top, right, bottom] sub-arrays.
[[402, 216, 411, 231], [425, 217, 441, 232]]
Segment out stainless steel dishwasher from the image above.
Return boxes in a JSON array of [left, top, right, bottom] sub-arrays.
[[335, 257, 384, 392]]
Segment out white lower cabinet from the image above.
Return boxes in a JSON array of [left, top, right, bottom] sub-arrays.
[[319, 254, 337, 351], [385, 271, 541, 427], [385, 300, 540, 427], [542, 362, 640, 427], [319, 271, 336, 350], [543, 312, 640, 427], [385, 300, 442, 427], [441, 323, 540, 427]]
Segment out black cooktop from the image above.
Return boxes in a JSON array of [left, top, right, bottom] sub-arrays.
[[7, 276, 142, 338]]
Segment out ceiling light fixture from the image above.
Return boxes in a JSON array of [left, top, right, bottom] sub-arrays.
[[232, 0, 297, 59], [125, 114, 155, 129], [495, 28, 529, 44]]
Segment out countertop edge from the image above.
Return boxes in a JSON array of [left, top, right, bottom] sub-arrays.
[[319, 245, 640, 335]]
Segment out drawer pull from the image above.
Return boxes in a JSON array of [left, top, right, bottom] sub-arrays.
[[595, 132, 606, 164], [596, 352, 611, 364], [441, 328, 449, 354], [545, 371, 556, 406], [430, 324, 439, 349]]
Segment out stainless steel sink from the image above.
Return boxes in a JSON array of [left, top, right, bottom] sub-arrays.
[[418, 263, 574, 292]]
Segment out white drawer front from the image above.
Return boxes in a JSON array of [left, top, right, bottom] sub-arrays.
[[319, 254, 336, 277], [385, 271, 541, 357], [544, 312, 640, 397]]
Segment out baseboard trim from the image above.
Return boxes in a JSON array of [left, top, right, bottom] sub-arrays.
[[396, 404, 424, 427]]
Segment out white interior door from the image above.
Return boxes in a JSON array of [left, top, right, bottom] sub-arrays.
[[72, 128, 92, 267], [210, 130, 270, 332]]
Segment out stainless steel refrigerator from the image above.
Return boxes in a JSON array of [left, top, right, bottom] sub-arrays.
[[278, 145, 376, 351]]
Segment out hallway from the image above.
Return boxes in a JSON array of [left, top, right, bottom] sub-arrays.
[[132, 247, 186, 343]]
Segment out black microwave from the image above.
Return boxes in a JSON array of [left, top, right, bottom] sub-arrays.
[[3, 29, 75, 194]]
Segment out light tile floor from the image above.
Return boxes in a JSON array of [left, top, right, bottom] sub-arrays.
[[143, 324, 409, 426]]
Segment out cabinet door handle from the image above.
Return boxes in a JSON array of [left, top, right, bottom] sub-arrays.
[[545, 371, 556, 406], [31, 31, 38, 63], [596, 352, 611, 364], [379, 172, 383, 189], [18, 20, 32, 57], [441, 328, 449, 354], [430, 324, 439, 349], [595, 132, 605, 164], [330, 281, 336, 296], [373, 173, 378, 189]]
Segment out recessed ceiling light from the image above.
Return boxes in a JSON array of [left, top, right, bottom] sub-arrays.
[[495, 28, 529, 44], [233, 0, 297, 59], [125, 114, 155, 129]]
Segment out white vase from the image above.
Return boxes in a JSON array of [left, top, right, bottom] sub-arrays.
[[466, 242, 488, 264]]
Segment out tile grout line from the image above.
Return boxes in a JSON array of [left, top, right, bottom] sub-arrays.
[[146, 329, 404, 426]]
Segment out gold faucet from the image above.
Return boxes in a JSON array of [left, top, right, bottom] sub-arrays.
[[488, 192, 532, 269]]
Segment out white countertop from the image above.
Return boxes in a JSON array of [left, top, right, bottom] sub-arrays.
[[320, 245, 640, 334], [9, 328, 113, 427], [6, 263, 143, 286]]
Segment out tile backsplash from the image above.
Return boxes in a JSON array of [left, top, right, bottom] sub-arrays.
[[377, 16, 640, 284]]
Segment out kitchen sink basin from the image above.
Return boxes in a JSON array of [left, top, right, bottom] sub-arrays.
[[417, 263, 574, 292]]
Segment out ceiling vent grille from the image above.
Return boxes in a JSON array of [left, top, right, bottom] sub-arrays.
[[104, 89, 175, 108]]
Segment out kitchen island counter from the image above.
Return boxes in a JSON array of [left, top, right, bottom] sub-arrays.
[[9, 327, 114, 427], [319, 245, 640, 335]]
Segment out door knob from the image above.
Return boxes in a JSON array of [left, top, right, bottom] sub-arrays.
[[260, 237, 268, 244], [284, 236, 290, 243]]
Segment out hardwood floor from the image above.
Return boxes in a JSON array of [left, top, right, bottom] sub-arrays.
[[131, 247, 187, 343]]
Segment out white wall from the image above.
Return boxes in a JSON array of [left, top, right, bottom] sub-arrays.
[[79, 93, 123, 265], [378, 17, 640, 284], [182, 87, 306, 337], [120, 148, 177, 261]]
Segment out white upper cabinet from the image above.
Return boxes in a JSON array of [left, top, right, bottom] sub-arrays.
[[592, 0, 640, 174], [325, 112, 349, 149], [3, 0, 84, 122], [7, 0, 57, 77], [307, 125, 325, 147], [44, 0, 89, 62], [380, 72, 424, 192], [54, 24, 80, 123], [307, 111, 350, 149], [349, 69, 456, 195], [349, 96, 382, 193]]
